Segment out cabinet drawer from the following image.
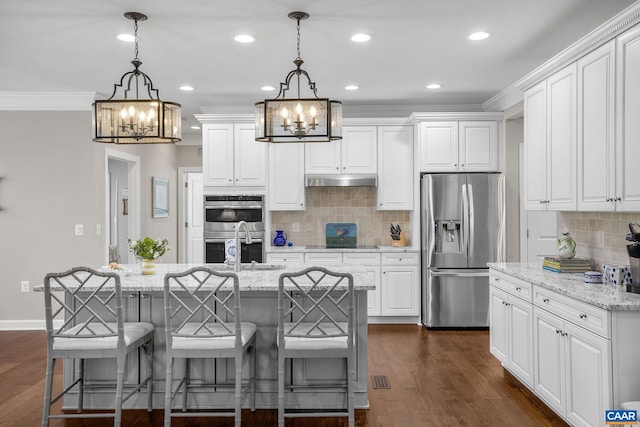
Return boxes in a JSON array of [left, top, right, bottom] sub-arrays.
[[490, 270, 532, 302], [266, 253, 304, 265], [343, 253, 380, 265], [304, 253, 343, 265], [381, 252, 419, 265], [533, 285, 610, 338]]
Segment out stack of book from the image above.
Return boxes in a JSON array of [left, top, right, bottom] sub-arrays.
[[542, 256, 592, 273]]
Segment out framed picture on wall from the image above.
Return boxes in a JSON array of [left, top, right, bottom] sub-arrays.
[[152, 177, 169, 218]]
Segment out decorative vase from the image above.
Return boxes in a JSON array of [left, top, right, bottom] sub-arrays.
[[273, 230, 287, 246], [557, 231, 576, 259], [141, 259, 155, 275]]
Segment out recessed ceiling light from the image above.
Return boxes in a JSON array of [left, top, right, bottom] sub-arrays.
[[179, 85, 194, 91], [468, 31, 490, 41], [345, 85, 359, 91], [427, 83, 442, 89], [261, 86, 275, 91], [234, 34, 255, 43], [117, 33, 135, 42], [351, 33, 371, 43], [190, 125, 201, 130]]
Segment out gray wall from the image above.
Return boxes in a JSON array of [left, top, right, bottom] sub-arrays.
[[0, 110, 179, 327]]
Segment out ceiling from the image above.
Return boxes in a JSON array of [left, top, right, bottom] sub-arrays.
[[0, 0, 636, 141]]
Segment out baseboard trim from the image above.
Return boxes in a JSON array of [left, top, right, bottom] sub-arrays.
[[0, 320, 46, 331]]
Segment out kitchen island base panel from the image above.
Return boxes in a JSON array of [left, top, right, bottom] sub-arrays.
[[62, 290, 370, 411]]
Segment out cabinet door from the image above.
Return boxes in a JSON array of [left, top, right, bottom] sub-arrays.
[[344, 253, 381, 317], [577, 41, 616, 211], [268, 143, 305, 210], [524, 82, 548, 210], [377, 125, 413, 210], [547, 63, 577, 211], [533, 308, 565, 415], [508, 296, 534, 388], [489, 286, 509, 365], [341, 126, 377, 174], [202, 124, 234, 187], [565, 323, 611, 427], [234, 123, 267, 187], [305, 140, 341, 174], [419, 121, 459, 172], [304, 252, 343, 265], [459, 121, 498, 172], [616, 26, 640, 211], [380, 265, 419, 316]]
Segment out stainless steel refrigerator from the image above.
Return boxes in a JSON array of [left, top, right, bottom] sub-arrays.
[[421, 173, 505, 328]]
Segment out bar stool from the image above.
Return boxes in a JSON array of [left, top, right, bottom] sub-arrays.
[[277, 267, 355, 427], [41, 267, 154, 427], [163, 266, 257, 427]]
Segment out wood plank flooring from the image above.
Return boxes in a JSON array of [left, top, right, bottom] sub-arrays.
[[0, 325, 568, 426]]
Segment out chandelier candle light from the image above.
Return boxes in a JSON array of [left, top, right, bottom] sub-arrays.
[[255, 11, 342, 143], [93, 12, 181, 144]]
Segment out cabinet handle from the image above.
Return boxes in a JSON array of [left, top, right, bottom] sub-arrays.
[[141, 293, 149, 299], [129, 293, 137, 299], [579, 313, 587, 319], [543, 298, 549, 303]]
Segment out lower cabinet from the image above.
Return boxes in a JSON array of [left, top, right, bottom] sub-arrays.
[[533, 306, 611, 427], [379, 252, 420, 317]]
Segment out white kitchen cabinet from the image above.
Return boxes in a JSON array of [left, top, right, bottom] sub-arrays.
[[524, 64, 577, 211], [343, 253, 381, 317], [305, 126, 377, 174], [268, 143, 305, 211], [376, 125, 413, 210], [577, 41, 616, 212], [616, 26, 640, 211], [489, 271, 534, 388], [380, 252, 419, 316], [533, 306, 610, 427], [266, 252, 304, 265], [304, 252, 343, 265], [418, 121, 498, 172], [202, 123, 267, 189]]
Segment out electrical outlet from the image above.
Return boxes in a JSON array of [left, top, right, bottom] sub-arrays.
[[75, 224, 83, 236], [596, 230, 605, 248], [292, 222, 300, 232], [20, 281, 29, 293], [96, 224, 101, 235]]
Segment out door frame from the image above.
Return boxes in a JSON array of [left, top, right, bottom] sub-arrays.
[[104, 148, 140, 265], [178, 166, 202, 263]]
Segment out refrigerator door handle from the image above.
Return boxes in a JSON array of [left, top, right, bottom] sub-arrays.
[[461, 183, 469, 255], [467, 183, 475, 256], [497, 174, 506, 262], [426, 175, 436, 265], [430, 270, 488, 278]]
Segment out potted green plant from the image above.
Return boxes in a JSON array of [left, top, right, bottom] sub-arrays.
[[128, 237, 169, 274]]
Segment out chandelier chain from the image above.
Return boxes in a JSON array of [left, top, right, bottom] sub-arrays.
[[296, 17, 301, 60], [133, 19, 139, 60]]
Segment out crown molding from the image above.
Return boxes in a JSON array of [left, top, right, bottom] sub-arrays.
[[409, 111, 504, 122], [483, 84, 523, 112], [515, 2, 640, 91], [195, 113, 255, 124], [0, 92, 95, 111]]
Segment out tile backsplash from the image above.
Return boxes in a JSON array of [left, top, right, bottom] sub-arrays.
[[270, 187, 410, 247], [558, 211, 640, 269]]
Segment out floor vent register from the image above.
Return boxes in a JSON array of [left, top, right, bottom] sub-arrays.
[[372, 375, 391, 389]]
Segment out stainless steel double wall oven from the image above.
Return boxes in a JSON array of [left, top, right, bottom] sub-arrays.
[[203, 195, 265, 263]]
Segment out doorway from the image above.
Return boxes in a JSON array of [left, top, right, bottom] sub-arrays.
[[178, 168, 203, 263], [104, 149, 140, 265]]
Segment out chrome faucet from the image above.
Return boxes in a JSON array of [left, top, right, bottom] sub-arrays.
[[234, 220, 252, 272]]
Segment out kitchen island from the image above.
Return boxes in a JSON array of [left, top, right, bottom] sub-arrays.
[[42, 263, 374, 411]]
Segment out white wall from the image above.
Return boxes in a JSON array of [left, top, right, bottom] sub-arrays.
[[0, 110, 179, 328]]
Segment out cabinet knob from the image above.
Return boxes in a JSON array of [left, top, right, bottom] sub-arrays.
[[336, 167, 339, 170], [141, 293, 149, 299], [454, 163, 457, 167], [616, 197, 622, 202], [129, 293, 137, 299], [461, 164, 465, 167], [494, 277, 500, 282], [555, 328, 561, 334], [515, 286, 521, 291], [228, 179, 232, 182], [579, 313, 587, 319], [543, 298, 549, 303]]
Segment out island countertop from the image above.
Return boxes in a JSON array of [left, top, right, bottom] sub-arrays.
[[488, 262, 640, 311], [36, 263, 375, 292]]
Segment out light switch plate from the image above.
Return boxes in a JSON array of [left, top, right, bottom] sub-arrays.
[[75, 224, 83, 236], [20, 281, 29, 292], [596, 230, 604, 248]]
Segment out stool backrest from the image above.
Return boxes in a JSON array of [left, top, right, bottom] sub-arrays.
[[43, 267, 124, 350], [163, 267, 241, 342], [278, 267, 354, 339]]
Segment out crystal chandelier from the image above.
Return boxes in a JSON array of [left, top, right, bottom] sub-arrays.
[[255, 11, 342, 143], [93, 12, 181, 144]]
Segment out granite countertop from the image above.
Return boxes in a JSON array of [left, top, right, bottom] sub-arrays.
[[35, 263, 375, 292], [267, 245, 419, 253], [488, 262, 640, 311]]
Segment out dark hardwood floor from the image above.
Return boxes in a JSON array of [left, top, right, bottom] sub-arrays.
[[0, 325, 568, 426]]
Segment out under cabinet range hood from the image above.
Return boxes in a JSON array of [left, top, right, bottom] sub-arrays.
[[305, 174, 378, 187]]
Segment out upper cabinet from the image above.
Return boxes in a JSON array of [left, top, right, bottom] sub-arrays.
[[305, 126, 377, 174], [268, 143, 305, 211], [418, 120, 498, 172], [523, 64, 577, 211], [377, 125, 413, 210], [202, 122, 267, 190], [577, 41, 616, 211]]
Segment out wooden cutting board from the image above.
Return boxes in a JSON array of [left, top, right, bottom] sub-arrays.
[[326, 223, 357, 248]]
